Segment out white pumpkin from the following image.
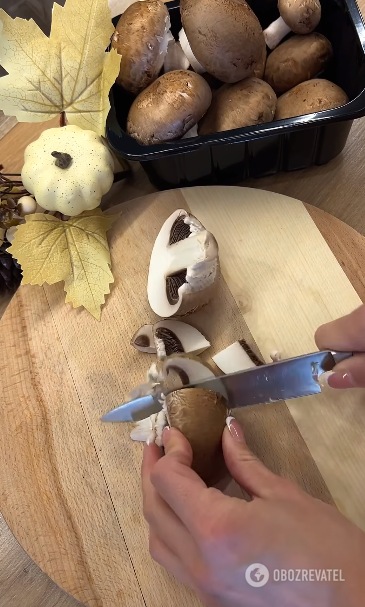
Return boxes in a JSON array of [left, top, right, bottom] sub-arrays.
[[21, 125, 114, 217]]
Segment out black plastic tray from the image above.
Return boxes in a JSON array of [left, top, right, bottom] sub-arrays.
[[106, 0, 365, 189]]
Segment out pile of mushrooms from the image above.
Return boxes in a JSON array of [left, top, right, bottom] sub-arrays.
[[119, 208, 281, 486], [111, 0, 349, 142]]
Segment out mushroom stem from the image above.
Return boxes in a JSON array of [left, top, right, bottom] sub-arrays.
[[179, 28, 205, 74], [164, 39, 190, 72], [182, 124, 198, 139], [167, 230, 217, 275], [263, 16, 291, 50]]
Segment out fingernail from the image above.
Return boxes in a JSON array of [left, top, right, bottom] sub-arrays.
[[162, 426, 170, 446], [226, 416, 244, 442], [327, 372, 356, 389]]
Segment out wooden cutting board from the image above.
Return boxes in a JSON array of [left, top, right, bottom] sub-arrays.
[[1, 186, 365, 607]]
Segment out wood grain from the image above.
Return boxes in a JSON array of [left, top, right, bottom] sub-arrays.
[[0, 513, 82, 607], [1, 187, 365, 607], [184, 186, 365, 528], [0, 0, 365, 600], [0, 287, 143, 607]]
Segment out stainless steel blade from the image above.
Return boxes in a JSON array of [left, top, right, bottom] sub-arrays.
[[101, 351, 352, 422], [187, 351, 351, 409], [101, 394, 162, 422]]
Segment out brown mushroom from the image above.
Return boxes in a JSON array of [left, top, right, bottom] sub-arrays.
[[180, 0, 266, 83], [112, 0, 171, 95], [253, 44, 267, 79], [167, 388, 227, 485], [264, 0, 321, 50], [275, 79, 349, 120], [264, 34, 332, 95], [199, 78, 277, 136], [127, 70, 212, 145]]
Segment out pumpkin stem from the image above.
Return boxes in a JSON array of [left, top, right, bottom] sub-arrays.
[[51, 151, 72, 169]]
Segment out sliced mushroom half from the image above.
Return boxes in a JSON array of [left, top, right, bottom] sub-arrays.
[[212, 339, 264, 374], [147, 209, 219, 318], [131, 319, 210, 358]]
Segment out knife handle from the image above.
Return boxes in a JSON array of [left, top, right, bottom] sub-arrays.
[[331, 351, 353, 365]]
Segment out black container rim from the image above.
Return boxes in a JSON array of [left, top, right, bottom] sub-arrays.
[[106, 0, 365, 161]]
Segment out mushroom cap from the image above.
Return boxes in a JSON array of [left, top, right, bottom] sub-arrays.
[[180, 0, 266, 83], [264, 33, 333, 95], [278, 0, 321, 34], [166, 388, 228, 485], [112, 0, 171, 95], [275, 79, 349, 120], [199, 77, 277, 136], [127, 70, 212, 145], [253, 44, 267, 79]]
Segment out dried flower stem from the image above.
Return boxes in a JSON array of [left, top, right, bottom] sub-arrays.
[[0, 165, 30, 199]]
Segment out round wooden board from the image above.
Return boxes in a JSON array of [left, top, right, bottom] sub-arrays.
[[1, 186, 365, 607]]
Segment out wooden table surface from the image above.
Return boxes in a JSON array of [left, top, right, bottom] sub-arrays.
[[1, 0, 365, 601]]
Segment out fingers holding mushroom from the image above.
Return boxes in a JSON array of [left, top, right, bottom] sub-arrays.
[[131, 355, 228, 485], [127, 71, 212, 145], [198, 78, 277, 136], [112, 0, 172, 94], [264, 0, 322, 50], [264, 33, 333, 95], [147, 209, 219, 317]]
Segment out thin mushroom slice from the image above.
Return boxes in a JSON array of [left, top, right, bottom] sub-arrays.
[[132, 319, 210, 358], [212, 339, 264, 374], [147, 209, 219, 318]]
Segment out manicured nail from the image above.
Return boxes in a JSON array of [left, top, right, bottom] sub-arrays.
[[327, 372, 356, 389], [162, 426, 170, 446], [226, 416, 244, 442]]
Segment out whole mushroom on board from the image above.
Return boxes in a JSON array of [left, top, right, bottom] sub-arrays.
[[275, 79, 349, 120], [199, 78, 277, 136], [264, 33, 333, 95], [112, 0, 172, 95], [127, 70, 212, 144], [264, 0, 321, 50], [180, 0, 266, 83], [147, 209, 219, 317]]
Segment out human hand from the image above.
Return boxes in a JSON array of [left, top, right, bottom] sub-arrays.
[[142, 421, 365, 607], [315, 304, 365, 388]]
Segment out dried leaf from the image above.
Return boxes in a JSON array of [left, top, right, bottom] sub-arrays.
[[9, 209, 119, 319], [0, 0, 121, 135]]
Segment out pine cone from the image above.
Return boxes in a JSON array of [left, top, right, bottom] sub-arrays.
[[0, 241, 22, 295]]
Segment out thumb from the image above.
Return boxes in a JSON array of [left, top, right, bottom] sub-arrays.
[[222, 416, 302, 500]]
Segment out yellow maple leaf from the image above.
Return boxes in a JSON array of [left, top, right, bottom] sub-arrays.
[[9, 210, 119, 320], [0, 0, 121, 135]]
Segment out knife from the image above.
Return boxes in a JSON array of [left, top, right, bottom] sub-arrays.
[[102, 351, 353, 423]]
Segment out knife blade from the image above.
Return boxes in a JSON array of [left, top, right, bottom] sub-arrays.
[[101, 351, 352, 422]]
